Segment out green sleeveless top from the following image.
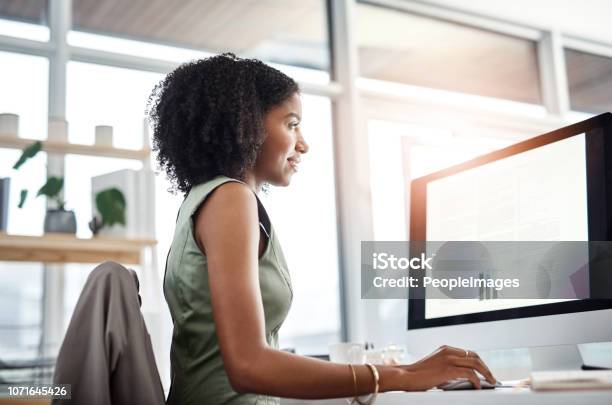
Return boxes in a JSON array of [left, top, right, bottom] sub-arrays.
[[163, 176, 293, 405]]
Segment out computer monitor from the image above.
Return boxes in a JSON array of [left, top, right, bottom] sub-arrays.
[[406, 113, 612, 357]]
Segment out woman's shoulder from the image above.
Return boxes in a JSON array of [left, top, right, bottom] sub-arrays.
[[187, 175, 251, 203], [204, 179, 254, 207], [191, 176, 256, 214], [192, 177, 260, 255], [179, 176, 255, 222]]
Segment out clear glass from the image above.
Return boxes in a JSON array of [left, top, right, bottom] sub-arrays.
[[260, 95, 341, 354], [565, 48, 612, 114], [67, 30, 211, 63], [356, 3, 542, 104], [71, 0, 331, 72], [66, 61, 163, 149], [0, 263, 43, 361], [67, 31, 331, 84], [0, 0, 49, 41], [0, 49, 48, 377], [0, 51, 49, 139], [367, 119, 512, 241], [0, 51, 49, 236]]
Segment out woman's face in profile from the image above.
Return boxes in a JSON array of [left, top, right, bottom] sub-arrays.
[[255, 92, 309, 187]]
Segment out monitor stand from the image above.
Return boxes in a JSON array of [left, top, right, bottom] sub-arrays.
[[529, 344, 583, 371]]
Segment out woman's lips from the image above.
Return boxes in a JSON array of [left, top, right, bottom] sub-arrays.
[[287, 156, 300, 171]]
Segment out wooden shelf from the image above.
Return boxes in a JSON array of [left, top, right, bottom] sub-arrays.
[[0, 134, 150, 161], [0, 232, 156, 265]]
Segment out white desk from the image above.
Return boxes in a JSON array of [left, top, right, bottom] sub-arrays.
[[281, 387, 612, 404]]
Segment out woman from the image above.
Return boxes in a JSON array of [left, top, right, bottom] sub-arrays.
[[149, 53, 496, 405]]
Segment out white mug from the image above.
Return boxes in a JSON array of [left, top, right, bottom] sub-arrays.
[[329, 342, 366, 364]]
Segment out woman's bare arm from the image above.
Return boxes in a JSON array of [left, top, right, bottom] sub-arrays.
[[195, 182, 495, 398]]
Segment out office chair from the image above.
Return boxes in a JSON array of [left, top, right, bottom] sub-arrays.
[[52, 261, 165, 405]]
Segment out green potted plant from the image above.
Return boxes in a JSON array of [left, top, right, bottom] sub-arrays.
[[13, 141, 77, 234], [89, 187, 126, 235]]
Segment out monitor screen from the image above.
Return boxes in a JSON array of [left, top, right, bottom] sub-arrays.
[[426, 134, 588, 242], [408, 113, 612, 330], [424, 134, 587, 319]]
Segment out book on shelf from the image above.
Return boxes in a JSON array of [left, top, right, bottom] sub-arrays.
[[0, 177, 8, 232]]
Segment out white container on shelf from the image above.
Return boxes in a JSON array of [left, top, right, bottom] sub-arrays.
[[95, 125, 113, 147], [0, 113, 19, 137], [48, 118, 68, 142]]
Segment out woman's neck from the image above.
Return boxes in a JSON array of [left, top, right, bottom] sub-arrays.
[[242, 172, 262, 194]]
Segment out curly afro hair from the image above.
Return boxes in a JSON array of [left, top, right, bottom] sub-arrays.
[[147, 53, 299, 195]]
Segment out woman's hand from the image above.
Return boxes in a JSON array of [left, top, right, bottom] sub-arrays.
[[384, 345, 497, 391]]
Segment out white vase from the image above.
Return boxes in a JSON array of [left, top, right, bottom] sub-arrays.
[[0, 113, 19, 137], [48, 118, 68, 142], [95, 125, 113, 147]]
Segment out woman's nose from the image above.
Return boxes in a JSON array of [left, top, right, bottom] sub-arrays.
[[297, 134, 309, 154]]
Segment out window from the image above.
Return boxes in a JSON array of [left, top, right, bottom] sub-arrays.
[[565, 48, 612, 114], [71, 0, 331, 72], [0, 46, 48, 385], [0, 51, 49, 236], [0, 264, 44, 363], [0, 51, 48, 141], [367, 120, 511, 241], [0, 0, 48, 41], [356, 3, 542, 104], [1, 0, 339, 387], [64, 61, 183, 274], [260, 95, 340, 354], [65, 61, 163, 240], [66, 61, 163, 149]]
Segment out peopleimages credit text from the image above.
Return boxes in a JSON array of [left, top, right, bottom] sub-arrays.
[[361, 241, 612, 300], [370, 252, 520, 291]]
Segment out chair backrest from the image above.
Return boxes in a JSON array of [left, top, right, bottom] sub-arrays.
[[52, 261, 165, 405]]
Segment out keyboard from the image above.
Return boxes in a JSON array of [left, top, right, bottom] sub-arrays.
[[531, 370, 612, 391]]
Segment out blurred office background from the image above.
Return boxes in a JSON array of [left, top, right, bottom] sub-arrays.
[[0, 0, 611, 389]]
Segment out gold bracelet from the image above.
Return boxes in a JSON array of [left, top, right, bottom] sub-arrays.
[[367, 363, 380, 393], [362, 363, 380, 405], [353, 363, 379, 405], [348, 364, 358, 404]]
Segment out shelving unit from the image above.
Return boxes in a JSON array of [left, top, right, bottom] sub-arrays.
[[0, 131, 157, 266], [0, 134, 150, 160], [0, 232, 156, 264]]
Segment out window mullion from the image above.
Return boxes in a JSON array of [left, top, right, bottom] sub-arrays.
[[538, 30, 570, 117]]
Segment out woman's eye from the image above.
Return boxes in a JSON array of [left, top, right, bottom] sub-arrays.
[[289, 121, 300, 130]]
